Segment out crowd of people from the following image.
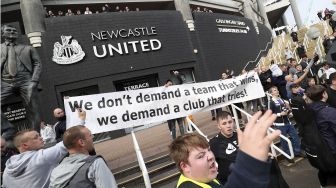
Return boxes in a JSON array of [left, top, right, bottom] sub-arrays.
[[45, 5, 141, 18], [257, 40, 336, 186], [317, 8, 336, 32], [191, 6, 214, 13], [44, 4, 215, 18], [1, 7, 336, 188]]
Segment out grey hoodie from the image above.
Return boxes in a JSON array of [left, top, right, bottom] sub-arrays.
[[49, 154, 88, 187], [49, 153, 117, 188], [2, 142, 68, 188]]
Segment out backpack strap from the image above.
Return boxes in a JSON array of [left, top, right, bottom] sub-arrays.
[[65, 155, 103, 187]]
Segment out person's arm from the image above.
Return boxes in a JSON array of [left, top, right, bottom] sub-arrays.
[[224, 150, 271, 188], [293, 59, 314, 84], [38, 141, 68, 164], [40, 110, 86, 162], [222, 110, 280, 188], [87, 158, 118, 188], [173, 71, 184, 84], [29, 46, 42, 83], [77, 108, 86, 124]]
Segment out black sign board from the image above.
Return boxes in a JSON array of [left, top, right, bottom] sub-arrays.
[[193, 12, 272, 80], [42, 11, 195, 85], [2, 102, 27, 122], [114, 74, 159, 91]]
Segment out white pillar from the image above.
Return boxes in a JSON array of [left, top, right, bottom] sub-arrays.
[[242, 0, 260, 34], [289, 0, 303, 29], [256, 0, 272, 31]]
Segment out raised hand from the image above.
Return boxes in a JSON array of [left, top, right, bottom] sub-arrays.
[[237, 110, 281, 161]]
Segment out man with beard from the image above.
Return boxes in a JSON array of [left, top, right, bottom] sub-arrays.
[[49, 125, 117, 188], [53, 108, 67, 142]]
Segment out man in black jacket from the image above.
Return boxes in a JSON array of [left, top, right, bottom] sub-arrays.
[[259, 66, 273, 92], [209, 111, 238, 185], [53, 108, 67, 142]]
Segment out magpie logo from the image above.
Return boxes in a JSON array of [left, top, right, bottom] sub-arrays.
[[226, 143, 237, 154], [52, 35, 85, 65]]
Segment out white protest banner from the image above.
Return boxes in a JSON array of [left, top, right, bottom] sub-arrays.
[[64, 71, 265, 134]]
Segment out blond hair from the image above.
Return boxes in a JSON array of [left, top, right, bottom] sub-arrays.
[[13, 129, 33, 148]]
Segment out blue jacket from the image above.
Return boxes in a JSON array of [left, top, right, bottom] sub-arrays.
[[270, 97, 291, 126], [308, 101, 336, 154]]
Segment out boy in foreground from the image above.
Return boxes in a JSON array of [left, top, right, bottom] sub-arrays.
[[169, 110, 280, 188]]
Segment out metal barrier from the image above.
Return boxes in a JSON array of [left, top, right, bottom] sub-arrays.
[[315, 36, 324, 62], [185, 117, 209, 141], [303, 34, 310, 50], [230, 103, 295, 159], [130, 93, 297, 188], [322, 21, 331, 36], [131, 131, 151, 188]]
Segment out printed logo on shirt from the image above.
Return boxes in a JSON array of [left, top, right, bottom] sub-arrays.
[[226, 143, 237, 154]]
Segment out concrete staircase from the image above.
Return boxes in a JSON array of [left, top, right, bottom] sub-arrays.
[[258, 20, 333, 67], [113, 152, 179, 188]]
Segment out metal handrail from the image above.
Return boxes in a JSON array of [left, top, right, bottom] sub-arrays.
[[230, 103, 295, 159], [293, 47, 299, 62], [131, 131, 151, 188], [303, 34, 310, 50], [314, 36, 324, 62], [185, 117, 209, 141], [322, 21, 331, 36]]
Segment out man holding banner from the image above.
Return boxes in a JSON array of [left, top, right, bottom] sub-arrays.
[[165, 79, 185, 139]]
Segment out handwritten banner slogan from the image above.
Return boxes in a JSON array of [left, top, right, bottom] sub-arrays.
[[64, 71, 265, 134]]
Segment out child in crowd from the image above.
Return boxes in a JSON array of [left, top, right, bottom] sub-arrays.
[[169, 111, 281, 188], [269, 86, 303, 163]]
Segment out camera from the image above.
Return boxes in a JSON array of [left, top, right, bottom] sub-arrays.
[[281, 107, 290, 113]]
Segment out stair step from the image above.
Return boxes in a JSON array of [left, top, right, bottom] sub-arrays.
[[117, 159, 175, 187], [113, 152, 170, 179], [152, 168, 180, 188]]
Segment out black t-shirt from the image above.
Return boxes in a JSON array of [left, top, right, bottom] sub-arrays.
[[209, 132, 238, 185], [54, 120, 66, 141], [327, 86, 336, 108]]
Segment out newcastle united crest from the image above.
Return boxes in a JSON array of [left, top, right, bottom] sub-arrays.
[[52, 35, 85, 64]]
